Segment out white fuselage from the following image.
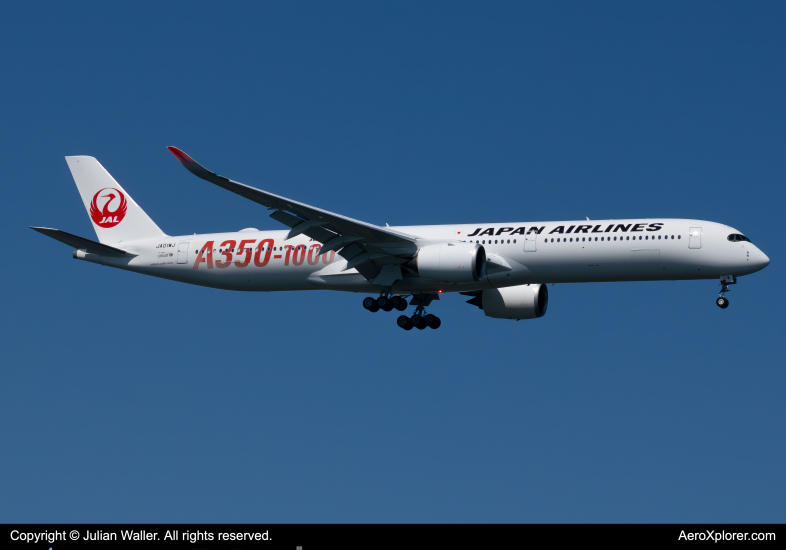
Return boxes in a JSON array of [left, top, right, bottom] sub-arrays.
[[74, 218, 770, 295]]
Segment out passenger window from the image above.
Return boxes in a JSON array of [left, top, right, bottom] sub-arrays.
[[678, 235, 681, 239]]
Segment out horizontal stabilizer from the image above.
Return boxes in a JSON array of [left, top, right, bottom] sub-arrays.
[[30, 227, 137, 256]]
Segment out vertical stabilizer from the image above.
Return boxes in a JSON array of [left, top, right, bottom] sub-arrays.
[[66, 156, 166, 244]]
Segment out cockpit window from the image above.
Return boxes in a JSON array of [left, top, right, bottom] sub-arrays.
[[727, 234, 751, 243]]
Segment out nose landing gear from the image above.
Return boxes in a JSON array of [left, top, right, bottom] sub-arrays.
[[716, 275, 736, 309]]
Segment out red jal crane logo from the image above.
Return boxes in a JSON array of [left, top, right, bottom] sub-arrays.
[[89, 188, 128, 228]]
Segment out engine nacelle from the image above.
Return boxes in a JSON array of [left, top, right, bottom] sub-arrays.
[[481, 284, 548, 320], [415, 242, 486, 283]]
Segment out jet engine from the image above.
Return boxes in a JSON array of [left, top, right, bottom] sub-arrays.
[[469, 284, 548, 320], [415, 242, 486, 283]]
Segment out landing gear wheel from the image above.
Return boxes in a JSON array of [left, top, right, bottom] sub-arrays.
[[716, 296, 729, 309], [424, 314, 441, 329], [378, 296, 394, 312], [392, 296, 408, 311], [397, 315, 413, 330], [363, 297, 379, 312], [411, 314, 427, 330]]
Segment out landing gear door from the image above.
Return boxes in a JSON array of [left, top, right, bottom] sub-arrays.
[[689, 227, 702, 249], [524, 232, 537, 252], [177, 241, 190, 264]]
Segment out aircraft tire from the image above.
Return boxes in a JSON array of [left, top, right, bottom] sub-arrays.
[[716, 296, 729, 309], [363, 297, 380, 312], [392, 296, 407, 311], [397, 315, 413, 330], [411, 314, 427, 330]]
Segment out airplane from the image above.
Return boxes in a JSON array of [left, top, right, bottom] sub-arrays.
[[31, 148, 770, 331]]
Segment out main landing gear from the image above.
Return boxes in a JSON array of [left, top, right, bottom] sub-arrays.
[[396, 310, 442, 331], [363, 293, 442, 330], [363, 295, 407, 313], [716, 275, 736, 309]]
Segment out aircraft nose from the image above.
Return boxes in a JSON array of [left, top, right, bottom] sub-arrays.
[[759, 250, 770, 268]]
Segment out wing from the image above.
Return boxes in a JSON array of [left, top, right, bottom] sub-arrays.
[[167, 147, 418, 279]]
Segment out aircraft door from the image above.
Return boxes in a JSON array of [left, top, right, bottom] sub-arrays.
[[689, 227, 702, 249], [524, 232, 537, 252], [177, 241, 190, 264]]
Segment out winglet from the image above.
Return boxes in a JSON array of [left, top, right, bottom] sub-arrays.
[[167, 146, 227, 184], [167, 146, 196, 166], [168, 146, 206, 173]]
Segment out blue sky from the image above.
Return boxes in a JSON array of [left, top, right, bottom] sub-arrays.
[[0, 2, 783, 522]]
